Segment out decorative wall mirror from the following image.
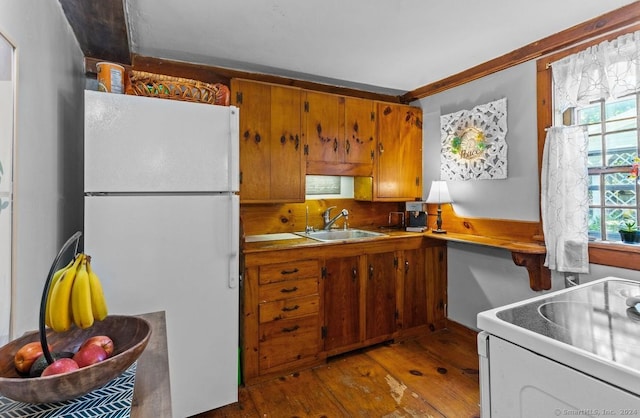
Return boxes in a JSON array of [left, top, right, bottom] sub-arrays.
[[0, 32, 14, 345]]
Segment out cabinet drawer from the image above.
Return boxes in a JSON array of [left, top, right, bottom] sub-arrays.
[[259, 277, 318, 302], [259, 295, 319, 324], [259, 259, 318, 284], [259, 315, 320, 371]]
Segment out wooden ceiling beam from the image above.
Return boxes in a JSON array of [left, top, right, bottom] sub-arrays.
[[59, 0, 130, 65], [402, 1, 640, 102]]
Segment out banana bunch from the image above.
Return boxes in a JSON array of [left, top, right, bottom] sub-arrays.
[[45, 253, 108, 332]]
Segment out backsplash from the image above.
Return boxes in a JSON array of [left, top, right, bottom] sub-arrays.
[[240, 199, 403, 236]]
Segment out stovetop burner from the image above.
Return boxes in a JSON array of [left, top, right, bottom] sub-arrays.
[[496, 279, 640, 372]]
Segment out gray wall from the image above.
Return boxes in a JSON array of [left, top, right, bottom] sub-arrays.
[[0, 1, 85, 337], [418, 61, 640, 330]]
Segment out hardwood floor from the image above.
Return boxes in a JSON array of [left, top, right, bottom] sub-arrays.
[[195, 325, 480, 418]]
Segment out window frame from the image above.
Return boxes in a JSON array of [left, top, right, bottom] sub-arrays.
[[536, 23, 640, 270]]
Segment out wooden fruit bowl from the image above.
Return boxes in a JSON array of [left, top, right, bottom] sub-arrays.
[[0, 315, 151, 404]]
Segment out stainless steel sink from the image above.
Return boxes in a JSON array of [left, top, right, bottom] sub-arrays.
[[295, 229, 386, 242]]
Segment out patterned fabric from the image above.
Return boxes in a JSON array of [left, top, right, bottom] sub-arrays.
[[0, 363, 136, 418], [552, 30, 640, 113], [541, 127, 589, 273]]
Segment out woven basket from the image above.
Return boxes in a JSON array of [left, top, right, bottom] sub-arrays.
[[127, 70, 230, 106]]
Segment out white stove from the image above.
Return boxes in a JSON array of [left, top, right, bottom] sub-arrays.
[[477, 277, 640, 417]]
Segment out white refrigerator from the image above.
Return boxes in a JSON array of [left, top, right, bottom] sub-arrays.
[[83, 90, 239, 417]]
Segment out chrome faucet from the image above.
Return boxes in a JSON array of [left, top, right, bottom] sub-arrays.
[[323, 206, 349, 230]]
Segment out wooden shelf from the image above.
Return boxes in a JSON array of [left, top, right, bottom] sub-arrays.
[[426, 231, 550, 291]]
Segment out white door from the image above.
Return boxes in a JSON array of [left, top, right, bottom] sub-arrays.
[[84, 194, 239, 416], [0, 33, 13, 346], [84, 90, 239, 193]]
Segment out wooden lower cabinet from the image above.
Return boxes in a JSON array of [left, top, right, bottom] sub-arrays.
[[259, 315, 320, 371], [241, 237, 446, 384], [364, 251, 398, 343], [400, 248, 428, 331], [323, 256, 361, 355]]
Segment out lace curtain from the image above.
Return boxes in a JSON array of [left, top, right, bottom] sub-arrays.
[[541, 127, 589, 273], [541, 31, 640, 274], [552, 30, 640, 112]]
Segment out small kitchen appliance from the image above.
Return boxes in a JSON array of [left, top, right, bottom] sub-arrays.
[[406, 201, 427, 232], [477, 277, 640, 417]]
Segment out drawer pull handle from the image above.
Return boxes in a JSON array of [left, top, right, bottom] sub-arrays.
[[282, 304, 300, 312], [282, 325, 300, 333], [280, 286, 299, 293], [280, 268, 299, 275]]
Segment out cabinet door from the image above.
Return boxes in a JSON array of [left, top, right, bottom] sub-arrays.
[[270, 85, 304, 201], [376, 103, 423, 200], [344, 97, 375, 170], [365, 251, 398, 341], [426, 245, 447, 330], [304, 91, 344, 170], [401, 248, 428, 330], [323, 256, 361, 353], [233, 79, 270, 201], [232, 79, 304, 203]]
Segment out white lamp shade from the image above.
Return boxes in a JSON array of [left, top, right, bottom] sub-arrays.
[[425, 181, 453, 204]]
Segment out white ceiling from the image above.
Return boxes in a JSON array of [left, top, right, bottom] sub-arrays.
[[125, 0, 637, 96]]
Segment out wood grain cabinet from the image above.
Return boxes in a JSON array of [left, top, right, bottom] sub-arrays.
[[304, 92, 376, 177], [355, 102, 423, 202], [322, 256, 361, 355], [364, 251, 399, 343], [344, 97, 376, 172], [231, 79, 305, 203], [232, 79, 421, 203], [242, 233, 446, 384], [399, 248, 428, 330], [243, 257, 323, 383]]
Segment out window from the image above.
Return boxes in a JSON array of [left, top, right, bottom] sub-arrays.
[[568, 95, 640, 241], [539, 24, 640, 270]]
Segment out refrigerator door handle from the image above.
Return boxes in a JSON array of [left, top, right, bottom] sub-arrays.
[[228, 193, 239, 289], [229, 107, 240, 193]]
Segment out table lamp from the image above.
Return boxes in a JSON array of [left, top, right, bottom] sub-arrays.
[[426, 181, 453, 234]]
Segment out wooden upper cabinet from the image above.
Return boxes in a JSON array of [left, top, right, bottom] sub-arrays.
[[303, 91, 344, 172], [377, 103, 423, 200], [355, 103, 423, 202], [232, 79, 305, 203], [344, 97, 376, 171], [304, 92, 374, 177]]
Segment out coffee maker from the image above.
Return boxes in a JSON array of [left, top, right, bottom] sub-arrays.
[[405, 201, 427, 232]]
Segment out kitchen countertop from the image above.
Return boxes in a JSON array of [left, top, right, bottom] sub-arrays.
[[242, 228, 549, 291], [242, 228, 426, 253], [131, 311, 172, 417]]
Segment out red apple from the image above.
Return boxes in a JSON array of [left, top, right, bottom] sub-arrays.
[[73, 344, 108, 368], [14, 341, 52, 374], [29, 351, 74, 377], [79, 335, 114, 357], [41, 358, 79, 377]]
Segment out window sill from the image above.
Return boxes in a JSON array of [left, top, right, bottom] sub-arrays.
[[589, 241, 640, 270]]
